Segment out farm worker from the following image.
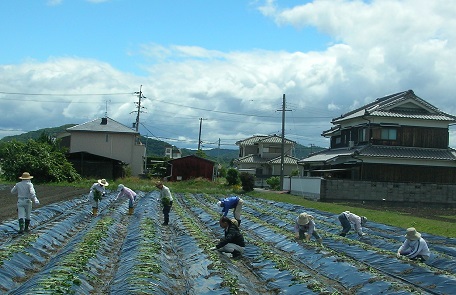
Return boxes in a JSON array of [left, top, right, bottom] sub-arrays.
[[11, 172, 40, 234], [156, 181, 173, 225], [397, 227, 430, 262], [89, 179, 109, 216], [115, 184, 137, 215], [211, 216, 245, 258], [217, 195, 244, 226], [294, 212, 323, 245], [338, 211, 367, 237]]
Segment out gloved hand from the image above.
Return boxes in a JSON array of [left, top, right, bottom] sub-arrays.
[[294, 233, 299, 239], [34, 197, 40, 204], [358, 232, 366, 237], [210, 247, 217, 250], [396, 252, 401, 258]]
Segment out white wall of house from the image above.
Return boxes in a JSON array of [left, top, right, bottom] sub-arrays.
[[69, 131, 145, 176]]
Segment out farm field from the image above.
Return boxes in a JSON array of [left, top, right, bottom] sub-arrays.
[[1, 187, 456, 294]]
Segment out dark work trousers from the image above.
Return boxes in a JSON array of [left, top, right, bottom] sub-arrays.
[[163, 201, 173, 224], [338, 213, 351, 235]]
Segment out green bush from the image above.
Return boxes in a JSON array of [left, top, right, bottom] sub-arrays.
[[0, 139, 81, 183], [266, 176, 280, 190], [240, 172, 255, 192], [226, 168, 240, 186]]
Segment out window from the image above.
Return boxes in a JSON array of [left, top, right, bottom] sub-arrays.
[[381, 128, 397, 140], [335, 136, 341, 144], [358, 128, 367, 142]]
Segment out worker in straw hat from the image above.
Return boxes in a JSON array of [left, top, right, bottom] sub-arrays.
[[156, 181, 173, 225], [294, 212, 323, 245], [211, 216, 245, 258], [338, 211, 367, 237], [397, 227, 430, 262], [217, 195, 244, 227], [11, 172, 40, 234], [89, 178, 109, 216], [115, 184, 137, 215]]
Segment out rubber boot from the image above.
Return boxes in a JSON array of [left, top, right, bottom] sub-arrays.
[[317, 238, 323, 245], [18, 218, 25, 234], [92, 207, 98, 216], [128, 207, 134, 215], [236, 219, 241, 227], [24, 219, 31, 232]]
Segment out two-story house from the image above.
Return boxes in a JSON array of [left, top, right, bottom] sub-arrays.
[[62, 117, 145, 179], [298, 90, 456, 184], [234, 134, 299, 185], [165, 145, 182, 159]]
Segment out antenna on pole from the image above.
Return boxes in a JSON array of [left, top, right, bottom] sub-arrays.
[[104, 99, 111, 117], [131, 85, 146, 132]]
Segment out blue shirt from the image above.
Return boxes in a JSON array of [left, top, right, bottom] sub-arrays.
[[220, 196, 240, 216]]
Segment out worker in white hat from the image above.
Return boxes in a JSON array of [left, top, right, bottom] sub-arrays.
[[11, 172, 40, 233], [89, 178, 109, 216]]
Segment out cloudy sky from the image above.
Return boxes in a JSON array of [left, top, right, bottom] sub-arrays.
[[1, 0, 456, 150]]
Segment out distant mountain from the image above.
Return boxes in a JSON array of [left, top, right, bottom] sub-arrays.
[[1, 125, 326, 166], [0, 124, 76, 143]]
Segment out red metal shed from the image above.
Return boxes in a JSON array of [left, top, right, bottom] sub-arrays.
[[168, 155, 215, 181]]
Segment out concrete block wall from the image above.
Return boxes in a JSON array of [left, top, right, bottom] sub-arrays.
[[320, 179, 456, 205]]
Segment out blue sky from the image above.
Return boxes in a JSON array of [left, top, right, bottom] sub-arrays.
[[1, 0, 456, 150]]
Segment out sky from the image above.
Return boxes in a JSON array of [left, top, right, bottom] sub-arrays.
[[1, 0, 456, 151]]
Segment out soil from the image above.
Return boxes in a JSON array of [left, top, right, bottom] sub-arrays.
[[0, 184, 88, 222]]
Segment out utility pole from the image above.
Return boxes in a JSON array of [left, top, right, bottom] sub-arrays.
[[198, 118, 204, 150], [278, 94, 291, 190], [132, 85, 146, 132]]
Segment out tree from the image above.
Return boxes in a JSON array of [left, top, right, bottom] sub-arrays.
[[226, 168, 240, 186], [240, 172, 255, 192], [0, 139, 81, 183]]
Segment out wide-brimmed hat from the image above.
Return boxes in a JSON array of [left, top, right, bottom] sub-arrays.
[[297, 213, 310, 225], [117, 184, 124, 192], [217, 201, 223, 207], [230, 218, 239, 227], [361, 216, 368, 226], [19, 172, 33, 179], [405, 227, 421, 240], [98, 179, 109, 186]]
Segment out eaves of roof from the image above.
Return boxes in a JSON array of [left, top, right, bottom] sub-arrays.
[[233, 154, 269, 164], [360, 145, 456, 161], [67, 117, 137, 134], [268, 155, 300, 164]]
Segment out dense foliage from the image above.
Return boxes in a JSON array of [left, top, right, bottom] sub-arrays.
[[266, 176, 280, 190], [225, 168, 240, 186], [0, 134, 81, 183], [240, 172, 255, 192]]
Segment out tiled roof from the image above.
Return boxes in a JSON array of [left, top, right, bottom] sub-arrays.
[[360, 145, 456, 161], [268, 155, 299, 164], [298, 147, 356, 163], [299, 144, 456, 163], [332, 90, 456, 123], [67, 117, 137, 134], [236, 134, 295, 145], [233, 154, 269, 164]]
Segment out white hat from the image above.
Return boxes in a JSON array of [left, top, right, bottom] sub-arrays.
[[98, 179, 109, 186], [117, 184, 124, 192], [217, 201, 222, 207], [297, 213, 310, 225], [405, 227, 421, 240]]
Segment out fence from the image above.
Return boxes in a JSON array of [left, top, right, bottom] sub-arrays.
[[284, 177, 456, 206]]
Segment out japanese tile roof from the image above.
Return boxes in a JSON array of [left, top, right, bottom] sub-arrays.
[[360, 145, 456, 161], [268, 155, 300, 164], [234, 154, 268, 164], [234, 154, 299, 165], [332, 90, 456, 123], [236, 134, 295, 145], [299, 144, 456, 163], [67, 117, 138, 134]]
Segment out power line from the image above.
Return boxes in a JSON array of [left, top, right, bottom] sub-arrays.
[[0, 91, 133, 96]]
